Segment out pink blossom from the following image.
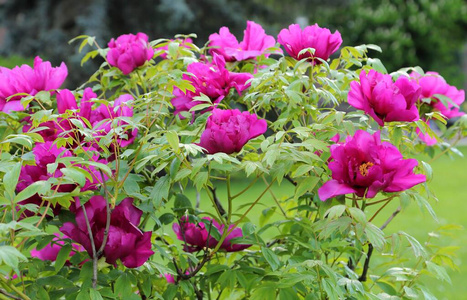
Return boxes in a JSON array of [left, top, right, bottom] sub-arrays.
[[208, 21, 277, 62], [173, 216, 251, 253], [30, 233, 83, 262], [60, 196, 154, 268], [318, 130, 426, 201], [278, 23, 342, 63], [107, 33, 154, 75], [159, 38, 193, 59], [0, 56, 67, 113], [348, 70, 421, 126], [411, 71, 465, 119], [198, 108, 267, 154], [171, 55, 252, 117]]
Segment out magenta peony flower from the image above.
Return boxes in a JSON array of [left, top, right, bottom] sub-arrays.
[[30, 233, 83, 262], [159, 38, 193, 59], [171, 55, 253, 117], [278, 23, 342, 63], [107, 33, 154, 75], [198, 108, 267, 154], [173, 216, 251, 253], [348, 70, 421, 126], [0, 56, 67, 113], [60, 196, 154, 268], [411, 71, 465, 119], [208, 21, 277, 62], [318, 130, 426, 201]]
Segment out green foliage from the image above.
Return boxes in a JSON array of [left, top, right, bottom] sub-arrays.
[[0, 28, 464, 300]]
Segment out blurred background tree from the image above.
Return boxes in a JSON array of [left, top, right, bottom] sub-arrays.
[[0, 0, 466, 88]]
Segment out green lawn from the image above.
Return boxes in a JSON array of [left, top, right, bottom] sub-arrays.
[[180, 146, 467, 299]]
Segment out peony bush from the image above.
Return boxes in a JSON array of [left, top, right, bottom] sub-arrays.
[[0, 20, 465, 300]]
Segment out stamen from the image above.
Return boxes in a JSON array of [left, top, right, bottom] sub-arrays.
[[359, 162, 374, 176]]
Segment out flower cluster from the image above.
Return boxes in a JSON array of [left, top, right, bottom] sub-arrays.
[[173, 216, 251, 253], [61, 196, 154, 268], [1, 18, 463, 299]]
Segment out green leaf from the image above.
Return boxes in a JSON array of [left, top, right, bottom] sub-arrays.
[[115, 272, 132, 299], [61, 167, 87, 187], [193, 171, 208, 191], [36, 275, 75, 288], [261, 246, 281, 271], [14, 181, 49, 203], [4, 162, 21, 201], [55, 244, 72, 272], [413, 194, 438, 222], [151, 175, 170, 207], [76, 289, 90, 300], [173, 194, 192, 215], [89, 289, 104, 300], [251, 286, 276, 300], [294, 176, 319, 200], [324, 205, 346, 219], [242, 222, 256, 236], [400, 231, 427, 258], [348, 207, 366, 224], [0, 245, 27, 272], [279, 288, 300, 300], [365, 223, 386, 250], [166, 131, 180, 153], [162, 284, 178, 300], [426, 261, 451, 284]]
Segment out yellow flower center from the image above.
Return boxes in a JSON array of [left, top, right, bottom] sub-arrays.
[[359, 162, 374, 176]]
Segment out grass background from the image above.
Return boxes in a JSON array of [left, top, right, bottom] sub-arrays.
[[181, 147, 467, 299]]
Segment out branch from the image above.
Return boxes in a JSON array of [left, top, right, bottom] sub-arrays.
[[0, 277, 30, 300], [284, 174, 297, 186], [358, 243, 373, 282], [97, 171, 111, 257], [380, 206, 401, 231], [80, 202, 98, 288], [0, 288, 22, 300], [208, 187, 226, 217]]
